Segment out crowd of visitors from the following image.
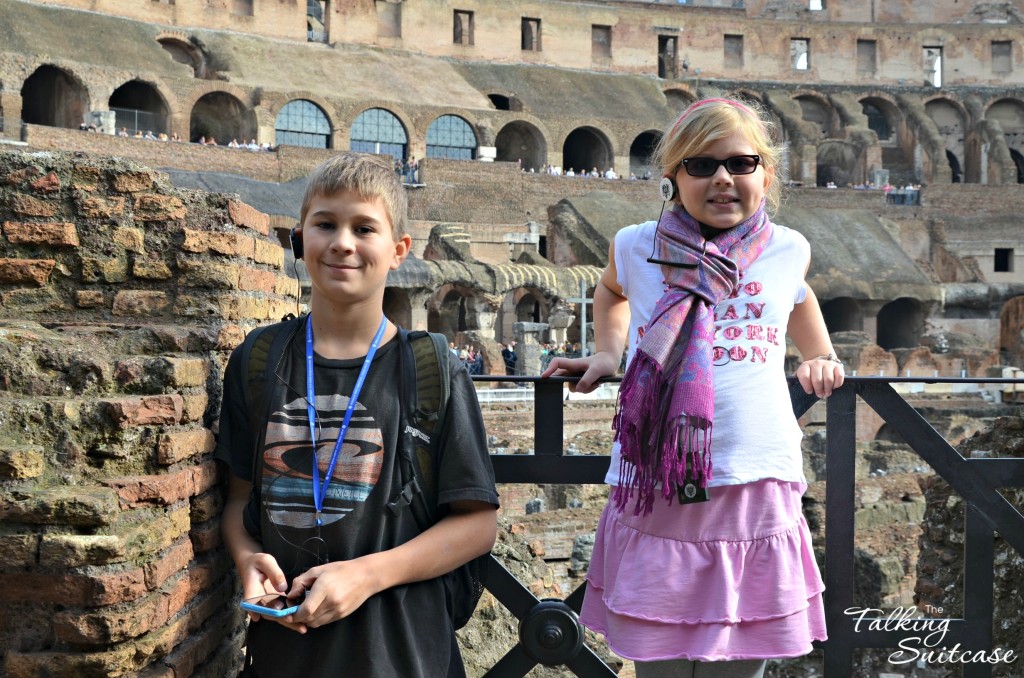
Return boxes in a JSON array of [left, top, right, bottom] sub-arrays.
[[394, 156, 419, 184]]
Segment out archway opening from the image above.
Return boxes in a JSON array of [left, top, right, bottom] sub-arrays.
[[351, 107, 408, 160], [821, 297, 864, 333], [562, 127, 612, 177], [946, 150, 963, 183], [275, 99, 331, 149], [629, 131, 661, 178], [877, 298, 926, 350], [20, 65, 89, 129], [109, 80, 169, 137], [190, 91, 255, 144], [426, 115, 476, 160], [495, 121, 546, 172]]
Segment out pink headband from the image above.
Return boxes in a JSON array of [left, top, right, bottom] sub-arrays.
[[669, 97, 766, 137]]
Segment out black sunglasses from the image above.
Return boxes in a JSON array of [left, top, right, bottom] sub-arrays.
[[680, 155, 761, 177]]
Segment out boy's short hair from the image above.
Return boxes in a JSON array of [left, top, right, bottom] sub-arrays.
[[654, 98, 783, 214], [300, 152, 408, 237]]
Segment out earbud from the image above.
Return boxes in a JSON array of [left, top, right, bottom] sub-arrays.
[[289, 227, 303, 260], [658, 176, 676, 202]]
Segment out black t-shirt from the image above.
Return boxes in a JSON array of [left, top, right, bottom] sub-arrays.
[[215, 319, 498, 678]]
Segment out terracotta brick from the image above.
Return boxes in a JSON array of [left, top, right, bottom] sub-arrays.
[[133, 194, 186, 221], [9, 194, 56, 217], [132, 258, 173, 280], [104, 461, 217, 506], [181, 393, 209, 423], [79, 255, 125, 283], [0, 486, 120, 527], [0, 444, 45, 478], [189, 520, 222, 554], [216, 324, 246, 350], [112, 290, 170, 316], [103, 394, 184, 429], [0, 535, 38, 569], [75, 290, 105, 308], [253, 238, 285, 267], [78, 194, 126, 219], [0, 567, 148, 606], [227, 199, 270, 235], [112, 226, 144, 251], [275, 274, 300, 297], [3, 221, 79, 247], [39, 534, 123, 567], [181, 229, 253, 257], [190, 490, 222, 523], [5, 166, 41, 186], [30, 172, 61, 193], [111, 170, 155, 193], [237, 266, 277, 292], [1, 287, 70, 313], [176, 258, 240, 289], [156, 428, 215, 465], [144, 540, 194, 590], [0, 258, 56, 286]]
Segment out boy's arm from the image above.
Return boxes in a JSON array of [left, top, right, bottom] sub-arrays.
[[542, 240, 630, 392], [788, 279, 845, 398], [222, 474, 292, 618]]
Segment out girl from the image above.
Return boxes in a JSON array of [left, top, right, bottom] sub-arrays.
[[543, 98, 844, 677]]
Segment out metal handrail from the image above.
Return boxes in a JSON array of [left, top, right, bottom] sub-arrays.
[[469, 374, 1024, 677]]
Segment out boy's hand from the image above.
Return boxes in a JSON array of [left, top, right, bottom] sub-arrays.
[[796, 356, 845, 399], [542, 351, 619, 393], [286, 559, 379, 630], [240, 552, 307, 630]]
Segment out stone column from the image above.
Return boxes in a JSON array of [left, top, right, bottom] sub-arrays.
[[546, 303, 575, 345], [466, 295, 501, 342], [512, 321, 548, 376]]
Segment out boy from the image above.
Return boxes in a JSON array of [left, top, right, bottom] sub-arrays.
[[216, 152, 499, 677]]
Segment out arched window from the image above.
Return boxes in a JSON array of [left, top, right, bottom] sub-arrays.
[[350, 108, 407, 159], [275, 100, 331, 148], [426, 115, 476, 160]]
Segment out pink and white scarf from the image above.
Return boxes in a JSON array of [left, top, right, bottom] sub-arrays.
[[613, 201, 774, 515]]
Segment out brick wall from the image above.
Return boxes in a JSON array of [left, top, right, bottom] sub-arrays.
[[0, 150, 293, 676]]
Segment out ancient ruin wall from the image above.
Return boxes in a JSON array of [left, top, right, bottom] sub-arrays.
[[0, 150, 295, 676]]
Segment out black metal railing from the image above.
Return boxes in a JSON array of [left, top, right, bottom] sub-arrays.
[[472, 375, 1024, 677]]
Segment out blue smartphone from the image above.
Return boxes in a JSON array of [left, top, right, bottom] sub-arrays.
[[240, 593, 302, 618]]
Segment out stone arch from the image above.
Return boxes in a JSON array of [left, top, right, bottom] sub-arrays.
[[156, 33, 211, 79], [925, 97, 968, 183], [349, 106, 410, 160], [495, 119, 547, 171], [877, 297, 927, 350], [426, 114, 478, 160], [561, 125, 614, 176], [383, 287, 412, 329], [629, 130, 661, 178], [816, 139, 858, 187], [109, 79, 171, 137], [875, 423, 905, 444], [429, 285, 473, 338], [20, 64, 90, 129], [189, 90, 256, 144], [999, 295, 1024, 365], [274, 99, 333, 149], [795, 93, 839, 139], [859, 96, 899, 143], [821, 297, 864, 333], [663, 85, 697, 115], [986, 98, 1024, 183]]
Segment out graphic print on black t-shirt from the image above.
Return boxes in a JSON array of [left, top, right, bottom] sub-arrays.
[[260, 393, 384, 549]]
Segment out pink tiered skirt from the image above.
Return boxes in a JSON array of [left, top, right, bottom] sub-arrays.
[[580, 479, 827, 662]]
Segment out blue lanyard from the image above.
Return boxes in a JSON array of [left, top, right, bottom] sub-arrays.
[[305, 315, 388, 526]]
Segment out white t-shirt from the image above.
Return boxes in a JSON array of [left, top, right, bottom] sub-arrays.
[[607, 219, 810, 487]]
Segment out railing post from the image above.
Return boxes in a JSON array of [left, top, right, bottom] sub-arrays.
[[534, 380, 565, 456], [823, 385, 857, 676]]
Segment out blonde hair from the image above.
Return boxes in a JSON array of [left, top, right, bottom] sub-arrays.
[[300, 152, 408, 237], [654, 98, 783, 214]]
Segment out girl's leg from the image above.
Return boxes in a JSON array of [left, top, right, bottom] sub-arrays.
[[693, 659, 767, 678], [634, 659, 696, 678]]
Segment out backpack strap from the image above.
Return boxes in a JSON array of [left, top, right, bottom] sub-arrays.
[[239, 316, 303, 537], [389, 329, 450, 527]]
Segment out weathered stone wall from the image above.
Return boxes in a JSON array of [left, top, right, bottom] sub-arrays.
[[0, 150, 294, 676]]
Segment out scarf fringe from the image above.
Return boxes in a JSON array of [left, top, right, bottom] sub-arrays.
[[613, 351, 714, 516]]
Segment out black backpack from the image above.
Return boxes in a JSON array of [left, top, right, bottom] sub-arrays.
[[238, 318, 488, 630]]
